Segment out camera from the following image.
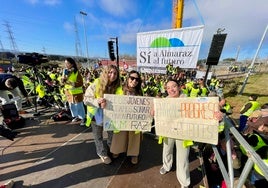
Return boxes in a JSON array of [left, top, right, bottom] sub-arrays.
[[18, 52, 49, 66]]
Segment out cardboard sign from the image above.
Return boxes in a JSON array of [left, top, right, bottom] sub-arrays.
[[154, 97, 219, 145], [103, 94, 154, 132]]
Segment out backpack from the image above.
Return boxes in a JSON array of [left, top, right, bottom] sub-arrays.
[[52, 109, 72, 121]]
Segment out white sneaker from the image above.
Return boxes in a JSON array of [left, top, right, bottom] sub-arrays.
[[80, 118, 86, 126], [4, 180, 14, 188], [99, 156, 112, 164], [72, 117, 80, 122], [131, 156, 138, 164], [159, 166, 169, 175]]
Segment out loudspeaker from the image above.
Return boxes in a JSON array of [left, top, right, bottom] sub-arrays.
[[108, 41, 116, 61], [206, 34, 227, 65]]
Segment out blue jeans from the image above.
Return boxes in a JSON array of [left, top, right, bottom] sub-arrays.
[[69, 101, 85, 119], [239, 115, 248, 132]]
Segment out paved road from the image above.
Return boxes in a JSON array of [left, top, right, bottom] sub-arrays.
[[0, 107, 207, 188]]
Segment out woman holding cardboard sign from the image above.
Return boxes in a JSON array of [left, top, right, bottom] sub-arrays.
[[156, 78, 223, 188], [110, 70, 143, 164], [83, 65, 123, 164], [157, 79, 191, 188]]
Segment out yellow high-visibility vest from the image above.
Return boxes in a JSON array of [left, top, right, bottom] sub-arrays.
[[85, 78, 123, 127], [64, 71, 83, 95], [241, 101, 261, 117], [240, 133, 266, 155], [254, 158, 268, 176]]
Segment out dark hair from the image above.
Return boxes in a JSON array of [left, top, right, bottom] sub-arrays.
[[124, 70, 143, 96], [256, 145, 268, 159], [65, 57, 78, 73], [247, 134, 259, 147], [261, 103, 268, 109], [250, 94, 258, 101]]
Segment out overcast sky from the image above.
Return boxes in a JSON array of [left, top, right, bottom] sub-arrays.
[[0, 0, 267, 61]]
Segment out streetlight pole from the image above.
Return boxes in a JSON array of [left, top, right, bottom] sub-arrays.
[[80, 11, 89, 65], [115, 37, 119, 69], [239, 25, 268, 95]]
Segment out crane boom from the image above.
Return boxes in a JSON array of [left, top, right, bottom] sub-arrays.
[[172, 0, 184, 29]]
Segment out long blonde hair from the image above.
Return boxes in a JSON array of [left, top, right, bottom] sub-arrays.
[[97, 65, 121, 97]]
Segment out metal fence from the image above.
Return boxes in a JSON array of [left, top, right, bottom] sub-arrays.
[[214, 116, 268, 188]]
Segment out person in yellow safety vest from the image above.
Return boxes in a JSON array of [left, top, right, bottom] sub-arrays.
[[215, 79, 224, 98], [56, 71, 67, 107], [189, 82, 201, 97], [61, 57, 86, 126], [83, 65, 123, 165], [209, 76, 218, 91], [239, 94, 261, 132], [217, 98, 233, 133], [35, 83, 46, 99], [49, 70, 57, 81], [180, 83, 189, 96], [21, 74, 34, 94], [141, 82, 149, 96], [171, 65, 178, 75], [57, 70, 63, 83], [219, 98, 233, 115], [198, 79, 209, 97], [145, 78, 158, 97], [110, 70, 144, 165], [239, 133, 267, 156], [166, 63, 174, 76], [159, 79, 165, 94], [239, 132, 267, 179], [185, 79, 194, 92], [251, 145, 268, 186]]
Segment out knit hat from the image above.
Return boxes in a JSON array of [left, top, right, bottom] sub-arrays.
[[249, 110, 262, 119]]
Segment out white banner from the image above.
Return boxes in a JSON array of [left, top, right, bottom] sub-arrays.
[[154, 97, 219, 145], [139, 67, 166, 74], [195, 70, 213, 79], [137, 25, 204, 69], [103, 94, 154, 132]]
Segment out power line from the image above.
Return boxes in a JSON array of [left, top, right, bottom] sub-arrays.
[[80, 11, 89, 63], [137, 0, 153, 32], [74, 17, 82, 58], [3, 21, 19, 56], [0, 39, 4, 51], [191, 0, 205, 25], [42, 46, 46, 55]]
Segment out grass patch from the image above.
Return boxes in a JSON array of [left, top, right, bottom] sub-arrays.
[[224, 73, 268, 120]]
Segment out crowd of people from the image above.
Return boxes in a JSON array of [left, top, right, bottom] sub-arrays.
[[1, 59, 267, 187]]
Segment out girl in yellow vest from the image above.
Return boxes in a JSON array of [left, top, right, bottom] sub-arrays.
[[251, 145, 268, 186], [110, 70, 143, 165], [83, 65, 123, 164], [61, 58, 86, 126], [239, 94, 261, 132]]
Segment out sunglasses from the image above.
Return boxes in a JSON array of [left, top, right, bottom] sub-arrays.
[[129, 76, 140, 81]]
